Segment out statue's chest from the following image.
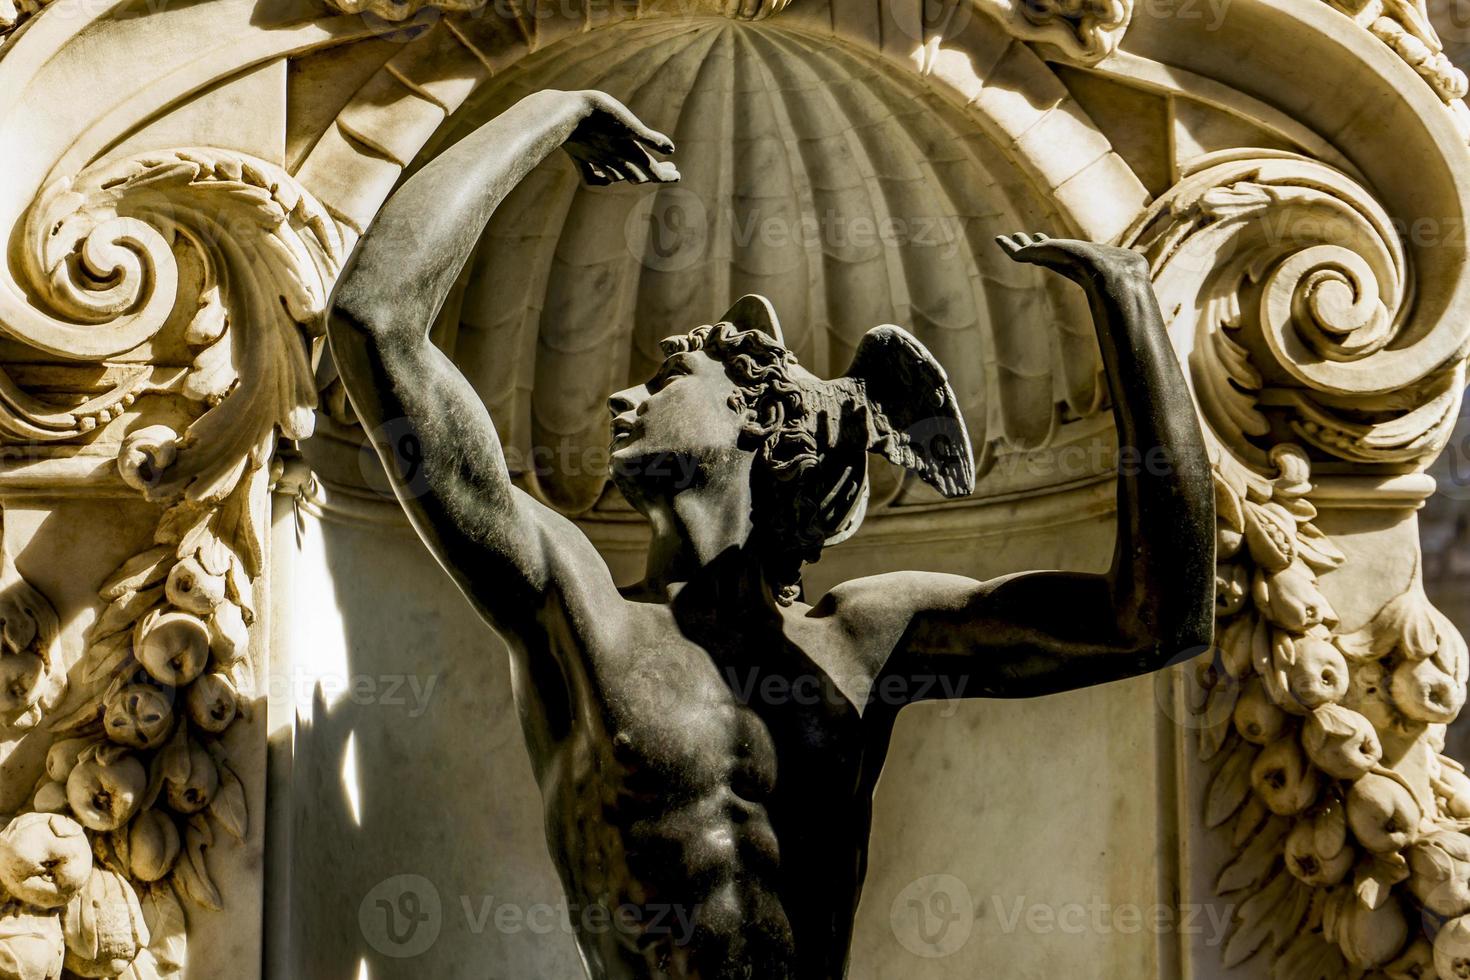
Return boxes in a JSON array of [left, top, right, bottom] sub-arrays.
[[580, 615, 863, 809]]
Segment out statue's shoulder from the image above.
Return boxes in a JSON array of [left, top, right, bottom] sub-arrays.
[[802, 570, 981, 674], [812, 570, 980, 619]]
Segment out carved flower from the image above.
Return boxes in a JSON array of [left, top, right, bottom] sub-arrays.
[[1285, 803, 1354, 886], [1287, 633, 1350, 709], [163, 739, 218, 814], [1408, 831, 1470, 918], [1392, 656, 1466, 724], [60, 867, 148, 978], [186, 672, 236, 733], [65, 755, 146, 832], [1303, 704, 1382, 780], [0, 903, 62, 980], [1254, 560, 1335, 632], [0, 814, 91, 909], [1250, 738, 1319, 815], [1348, 772, 1422, 853], [133, 609, 209, 687], [124, 811, 180, 883], [102, 684, 173, 750]]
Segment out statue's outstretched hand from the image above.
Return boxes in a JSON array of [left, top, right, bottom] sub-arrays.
[[564, 91, 680, 187], [994, 232, 1148, 283]]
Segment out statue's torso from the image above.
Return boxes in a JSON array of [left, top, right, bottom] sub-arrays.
[[511, 595, 895, 980]]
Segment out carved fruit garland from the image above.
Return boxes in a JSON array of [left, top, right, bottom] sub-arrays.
[[1196, 444, 1470, 977], [0, 149, 340, 980]]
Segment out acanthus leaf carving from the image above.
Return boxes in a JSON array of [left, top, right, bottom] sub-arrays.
[[1325, 0, 1470, 139], [0, 147, 340, 980], [1129, 150, 1465, 471], [1129, 150, 1470, 975]]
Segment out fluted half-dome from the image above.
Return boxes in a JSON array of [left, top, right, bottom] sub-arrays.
[[412, 17, 1104, 514]]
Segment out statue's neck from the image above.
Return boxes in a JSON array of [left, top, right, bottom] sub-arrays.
[[642, 486, 773, 609]]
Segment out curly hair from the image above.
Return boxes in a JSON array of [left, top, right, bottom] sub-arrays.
[[660, 321, 834, 605]]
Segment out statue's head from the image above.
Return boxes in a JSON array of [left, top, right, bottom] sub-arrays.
[[608, 295, 976, 604]]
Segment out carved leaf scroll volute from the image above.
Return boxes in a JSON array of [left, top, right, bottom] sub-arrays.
[[0, 148, 339, 980], [1128, 151, 1470, 976]]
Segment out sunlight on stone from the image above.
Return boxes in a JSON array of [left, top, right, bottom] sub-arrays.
[[342, 730, 362, 828]]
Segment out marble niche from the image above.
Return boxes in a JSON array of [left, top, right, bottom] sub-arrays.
[[0, 0, 1469, 977]]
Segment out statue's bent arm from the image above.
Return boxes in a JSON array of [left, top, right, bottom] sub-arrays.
[[326, 90, 677, 636], [823, 238, 1216, 701]]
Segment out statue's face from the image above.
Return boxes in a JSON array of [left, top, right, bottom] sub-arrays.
[[606, 348, 751, 509]]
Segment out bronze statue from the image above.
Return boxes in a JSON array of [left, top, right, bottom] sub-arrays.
[[326, 89, 1215, 980]]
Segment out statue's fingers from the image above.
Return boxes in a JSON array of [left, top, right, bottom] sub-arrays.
[[638, 128, 675, 156], [649, 160, 681, 183], [620, 155, 654, 183], [580, 161, 613, 186], [994, 235, 1022, 256], [1032, 232, 1050, 242]]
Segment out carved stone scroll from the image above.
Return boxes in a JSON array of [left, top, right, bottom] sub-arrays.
[[1128, 151, 1470, 975], [0, 148, 339, 979]]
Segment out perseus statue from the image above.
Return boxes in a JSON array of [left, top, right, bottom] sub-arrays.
[[326, 90, 1215, 979]]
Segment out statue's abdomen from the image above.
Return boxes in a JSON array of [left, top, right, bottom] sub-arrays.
[[542, 638, 795, 979]]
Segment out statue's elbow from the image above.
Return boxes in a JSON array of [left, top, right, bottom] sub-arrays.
[[1124, 585, 1214, 675], [1151, 597, 1216, 671]]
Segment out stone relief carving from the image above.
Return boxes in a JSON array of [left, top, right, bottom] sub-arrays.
[[0, 523, 61, 733], [0, 149, 339, 979], [0, 0, 44, 45], [1129, 151, 1470, 975], [1134, 151, 1463, 467], [987, 0, 1133, 63], [0, 0, 1464, 976], [1328, 0, 1470, 134]]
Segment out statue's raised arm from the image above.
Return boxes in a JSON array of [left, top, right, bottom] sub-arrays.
[[325, 90, 678, 636], [823, 234, 1216, 702]]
